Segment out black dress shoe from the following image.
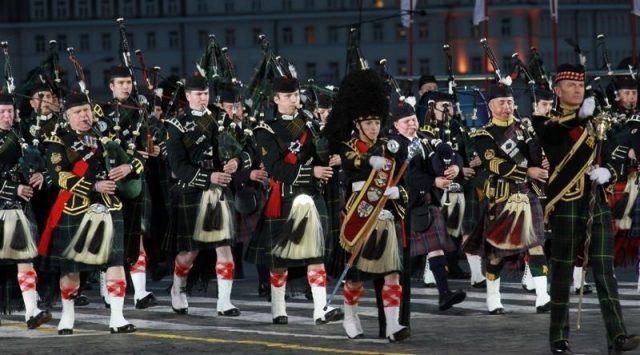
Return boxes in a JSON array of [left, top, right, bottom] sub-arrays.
[[423, 282, 436, 288], [536, 301, 552, 314], [135, 293, 158, 309], [550, 340, 572, 354], [74, 294, 90, 307], [218, 308, 241, 317], [315, 308, 344, 325], [110, 324, 137, 334], [472, 280, 487, 289], [27, 310, 52, 329], [388, 327, 411, 343], [488, 307, 505, 315], [439, 290, 466, 311], [574, 284, 593, 295], [172, 306, 188, 315], [272, 315, 288, 324], [610, 334, 640, 354], [58, 328, 73, 335]]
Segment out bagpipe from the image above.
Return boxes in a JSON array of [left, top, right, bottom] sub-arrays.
[[0, 41, 41, 260], [346, 27, 369, 72], [1, 41, 47, 188], [136, 49, 166, 154], [246, 33, 294, 123], [115, 18, 156, 156], [66, 45, 142, 200], [510, 51, 548, 199], [195, 34, 246, 165]]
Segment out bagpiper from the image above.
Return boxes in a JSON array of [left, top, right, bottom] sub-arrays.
[[0, 92, 52, 329], [99, 65, 157, 309], [40, 93, 139, 334], [248, 73, 343, 325], [164, 75, 241, 317], [467, 84, 551, 314]]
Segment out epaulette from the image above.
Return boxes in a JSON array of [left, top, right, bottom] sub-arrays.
[[43, 134, 64, 146], [469, 128, 493, 139], [419, 125, 436, 136], [166, 117, 185, 133], [93, 104, 105, 119], [253, 121, 275, 135], [548, 110, 576, 125], [343, 138, 359, 151]]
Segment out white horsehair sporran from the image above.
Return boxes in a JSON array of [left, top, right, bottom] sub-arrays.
[[0, 209, 38, 260], [193, 186, 234, 243], [271, 194, 324, 260], [64, 203, 114, 265], [356, 209, 401, 274]]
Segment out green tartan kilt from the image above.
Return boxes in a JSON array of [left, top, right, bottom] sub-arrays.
[[121, 179, 151, 262], [462, 185, 481, 235], [245, 191, 328, 269], [39, 209, 125, 274], [168, 185, 232, 252], [323, 176, 346, 278]]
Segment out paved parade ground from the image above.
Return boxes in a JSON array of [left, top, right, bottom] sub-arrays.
[[2, 267, 639, 355]]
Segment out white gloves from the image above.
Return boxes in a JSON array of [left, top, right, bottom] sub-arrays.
[[384, 186, 400, 200], [588, 167, 611, 185], [369, 156, 386, 171], [578, 96, 595, 119]]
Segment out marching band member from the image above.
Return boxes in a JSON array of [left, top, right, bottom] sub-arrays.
[[165, 75, 240, 317], [40, 93, 138, 334], [99, 66, 158, 309], [250, 74, 343, 325], [532, 64, 639, 353], [0, 93, 51, 329], [468, 84, 551, 315], [324, 69, 410, 341]]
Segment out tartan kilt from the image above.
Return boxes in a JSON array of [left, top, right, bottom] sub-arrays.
[[462, 185, 481, 235], [629, 193, 640, 237], [121, 179, 151, 263], [39, 209, 125, 274], [234, 187, 266, 244], [323, 175, 346, 278], [483, 190, 545, 259], [168, 185, 232, 252], [411, 205, 455, 257], [245, 191, 328, 269]]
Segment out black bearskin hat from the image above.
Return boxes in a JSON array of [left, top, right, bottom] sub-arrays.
[[323, 69, 389, 153]]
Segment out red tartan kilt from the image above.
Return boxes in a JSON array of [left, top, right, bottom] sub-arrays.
[[607, 181, 627, 211]]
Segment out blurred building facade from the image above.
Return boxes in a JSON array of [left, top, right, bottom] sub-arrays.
[[0, 0, 636, 99]]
